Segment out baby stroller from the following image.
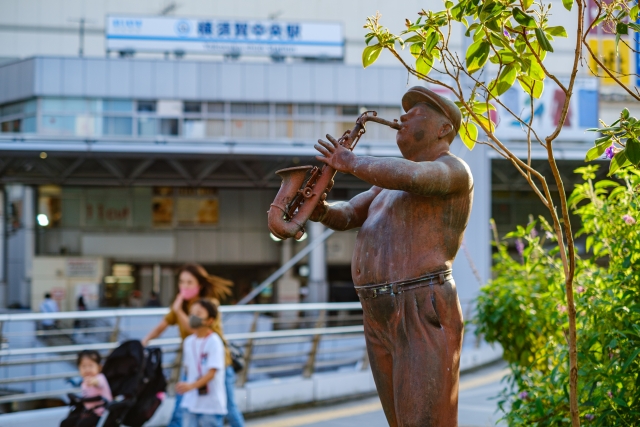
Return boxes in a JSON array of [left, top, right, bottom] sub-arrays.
[[62, 340, 167, 427]]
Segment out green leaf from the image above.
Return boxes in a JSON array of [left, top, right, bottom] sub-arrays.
[[585, 144, 609, 161], [404, 35, 423, 43], [525, 58, 545, 81], [609, 150, 630, 176], [479, 1, 504, 22], [594, 179, 620, 189], [616, 22, 629, 35], [512, 8, 537, 29], [424, 31, 440, 52], [518, 75, 544, 99], [490, 64, 518, 97], [415, 55, 433, 76], [410, 43, 422, 58], [626, 138, 640, 166], [622, 108, 630, 119], [365, 34, 375, 45], [628, 22, 640, 33], [362, 44, 382, 68], [535, 28, 554, 52], [631, 5, 639, 22], [546, 26, 568, 38], [459, 121, 478, 150], [522, 0, 534, 9], [451, 2, 465, 21], [466, 39, 491, 74], [562, 0, 573, 11]]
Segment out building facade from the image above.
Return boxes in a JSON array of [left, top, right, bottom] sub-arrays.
[[0, 0, 635, 313]]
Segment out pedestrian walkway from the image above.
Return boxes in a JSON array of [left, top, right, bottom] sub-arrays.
[[247, 362, 509, 427]]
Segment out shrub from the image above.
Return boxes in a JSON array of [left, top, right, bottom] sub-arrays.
[[475, 166, 640, 424]]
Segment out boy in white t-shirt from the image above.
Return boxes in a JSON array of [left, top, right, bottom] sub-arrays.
[[175, 299, 227, 427]]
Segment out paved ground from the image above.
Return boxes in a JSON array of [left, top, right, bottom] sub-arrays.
[[246, 362, 509, 427]]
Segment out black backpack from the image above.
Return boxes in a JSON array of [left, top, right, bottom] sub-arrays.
[[122, 346, 167, 427]]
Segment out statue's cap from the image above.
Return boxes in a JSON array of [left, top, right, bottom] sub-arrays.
[[401, 86, 461, 134]]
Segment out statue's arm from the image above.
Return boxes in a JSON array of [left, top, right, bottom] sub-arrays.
[[310, 186, 381, 231], [349, 155, 471, 197]]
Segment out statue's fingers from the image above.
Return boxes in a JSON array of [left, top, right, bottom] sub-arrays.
[[314, 144, 331, 157], [326, 134, 339, 146], [317, 139, 335, 152]]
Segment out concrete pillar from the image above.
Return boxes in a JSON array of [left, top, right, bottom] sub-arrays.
[[449, 143, 491, 320], [0, 188, 5, 309], [6, 184, 35, 308], [276, 239, 300, 304], [306, 221, 328, 303]]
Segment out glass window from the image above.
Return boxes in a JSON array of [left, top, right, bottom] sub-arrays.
[[275, 120, 293, 138], [320, 105, 336, 116], [41, 98, 97, 113], [159, 118, 179, 136], [207, 102, 224, 114], [24, 99, 37, 114], [2, 102, 24, 116], [276, 104, 291, 116], [247, 120, 269, 138], [319, 122, 336, 138], [231, 119, 248, 137], [137, 118, 157, 136], [294, 121, 315, 139], [340, 105, 359, 116], [206, 120, 225, 137], [103, 99, 133, 112], [75, 115, 96, 136], [378, 124, 398, 141], [297, 104, 315, 115], [22, 116, 36, 133], [230, 103, 248, 114], [183, 102, 202, 113], [1, 119, 21, 133], [231, 103, 269, 115], [137, 100, 156, 112], [184, 119, 205, 138], [41, 115, 75, 135], [103, 117, 133, 136]]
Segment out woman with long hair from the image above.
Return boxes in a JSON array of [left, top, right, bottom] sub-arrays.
[[142, 263, 245, 427]]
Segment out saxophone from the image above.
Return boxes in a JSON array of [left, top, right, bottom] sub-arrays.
[[267, 111, 401, 240]]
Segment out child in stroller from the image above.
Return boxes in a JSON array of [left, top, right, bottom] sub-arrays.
[[61, 340, 167, 427]]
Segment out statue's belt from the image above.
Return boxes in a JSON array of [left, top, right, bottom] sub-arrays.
[[354, 269, 453, 300]]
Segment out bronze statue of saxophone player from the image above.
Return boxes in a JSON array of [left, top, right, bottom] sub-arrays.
[[269, 87, 473, 427]]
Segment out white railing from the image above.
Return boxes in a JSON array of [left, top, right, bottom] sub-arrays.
[[0, 302, 365, 406]]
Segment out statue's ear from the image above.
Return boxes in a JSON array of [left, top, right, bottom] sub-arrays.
[[438, 123, 453, 139]]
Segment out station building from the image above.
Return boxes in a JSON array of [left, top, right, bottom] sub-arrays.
[[0, 0, 636, 313]]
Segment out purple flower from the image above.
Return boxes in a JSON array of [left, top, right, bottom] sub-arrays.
[[530, 228, 538, 238], [585, 414, 595, 421], [515, 238, 524, 256], [607, 391, 613, 398], [605, 144, 616, 160], [557, 304, 568, 314], [518, 391, 529, 399], [545, 231, 554, 239], [577, 286, 585, 293], [503, 28, 510, 37], [622, 214, 636, 225]]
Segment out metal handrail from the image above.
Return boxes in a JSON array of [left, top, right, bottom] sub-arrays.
[[0, 326, 363, 357], [0, 302, 362, 322], [0, 302, 367, 406]]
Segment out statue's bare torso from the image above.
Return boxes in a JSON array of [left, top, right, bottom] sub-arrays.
[[353, 167, 473, 286]]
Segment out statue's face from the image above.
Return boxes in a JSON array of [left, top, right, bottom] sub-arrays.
[[396, 104, 434, 159]]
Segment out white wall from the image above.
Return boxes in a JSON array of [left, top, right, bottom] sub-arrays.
[[0, 0, 581, 74]]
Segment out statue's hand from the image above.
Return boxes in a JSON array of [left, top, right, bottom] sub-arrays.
[[309, 179, 333, 223], [315, 134, 356, 173]]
